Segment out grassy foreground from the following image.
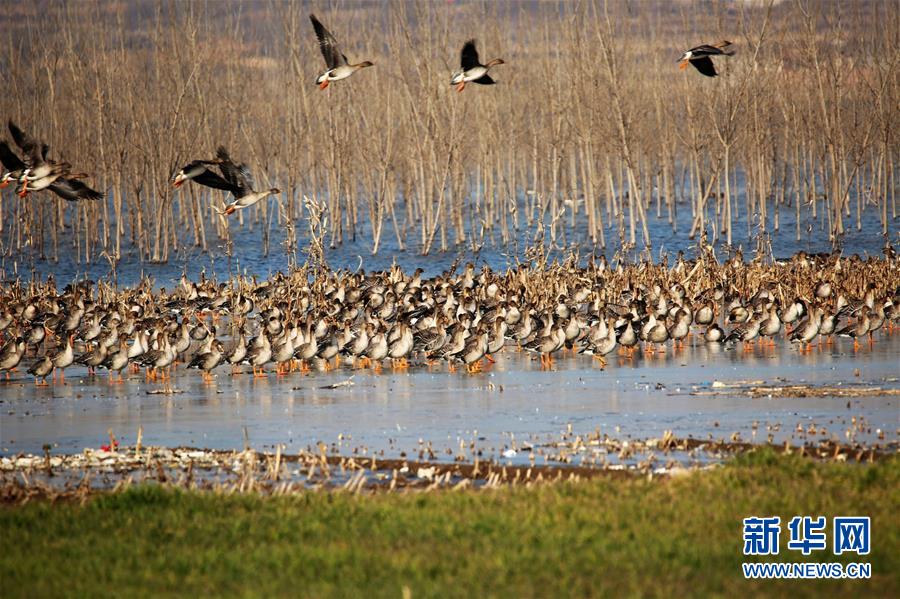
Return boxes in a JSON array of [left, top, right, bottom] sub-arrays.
[[2, 451, 898, 598]]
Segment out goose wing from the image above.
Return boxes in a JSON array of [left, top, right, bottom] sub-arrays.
[[690, 56, 718, 77], [472, 73, 496, 85], [216, 146, 255, 198], [48, 177, 103, 202], [689, 44, 723, 56], [175, 159, 220, 178], [0, 141, 25, 171], [192, 168, 237, 192], [310, 14, 346, 69], [460, 39, 481, 70], [8, 120, 44, 165], [173, 158, 236, 192]]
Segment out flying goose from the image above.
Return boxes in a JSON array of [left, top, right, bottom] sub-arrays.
[[677, 41, 734, 77], [8, 120, 72, 196], [450, 40, 505, 92], [4, 122, 100, 200], [172, 147, 280, 215], [310, 14, 374, 89]]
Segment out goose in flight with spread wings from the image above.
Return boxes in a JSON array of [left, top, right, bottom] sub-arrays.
[[450, 40, 505, 93], [7, 120, 75, 196], [677, 41, 734, 77], [172, 147, 280, 216], [1, 125, 101, 201], [310, 14, 374, 90]]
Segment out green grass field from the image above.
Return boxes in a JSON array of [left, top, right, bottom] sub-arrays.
[[2, 450, 897, 598]]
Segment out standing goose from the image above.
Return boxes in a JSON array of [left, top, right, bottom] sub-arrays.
[[28, 356, 54, 386], [271, 330, 295, 375], [293, 321, 319, 370], [127, 328, 150, 365], [836, 307, 871, 351], [188, 339, 225, 383], [51, 334, 75, 383], [365, 329, 389, 369], [818, 307, 839, 343], [224, 329, 248, 375], [667, 309, 692, 349], [245, 332, 272, 377], [0, 336, 26, 379], [704, 323, 725, 343], [26, 321, 48, 348], [457, 330, 489, 373], [759, 305, 782, 345], [694, 302, 715, 326], [451, 40, 505, 93], [523, 323, 566, 369], [578, 318, 617, 366], [316, 324, 344, 367], [102, 339, 131, 384], [677, 41, 734, 77], [76, 341, 108, 375], [644, 314, 670, 353], [867, 302, 886, 342], [486, 319, 508, 356], [616, 319, 638, 356], [790, 307, 823, 352], [310, 14, 374, 89], [140, 330, 175, 380], [387, 323, 414, 369], [436, 327, 466, 364], [725, 316, 762, 351], [346, 322, 371, 368]]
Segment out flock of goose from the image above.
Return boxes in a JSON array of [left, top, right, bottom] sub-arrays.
[[0, 251, 897, 386], [0, 14, 509, 208], [0, 121, 102, 202], [3, 15, 885, 388], [0, 13, 733, 213]]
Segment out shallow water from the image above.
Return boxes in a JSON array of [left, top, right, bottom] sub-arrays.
[[2, 191, 897, 463], [2, 335, 897, 464], [1, 185, 895, 288]]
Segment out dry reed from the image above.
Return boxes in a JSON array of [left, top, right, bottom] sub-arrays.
[[0, 0, 896, 266]]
